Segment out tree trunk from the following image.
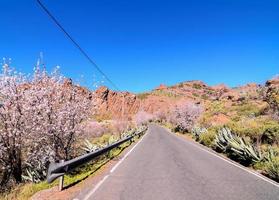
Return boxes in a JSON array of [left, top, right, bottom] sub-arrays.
[[12, 150, 22, 183]]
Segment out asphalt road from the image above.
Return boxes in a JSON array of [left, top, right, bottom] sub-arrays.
[[81, 124, 279, 200]]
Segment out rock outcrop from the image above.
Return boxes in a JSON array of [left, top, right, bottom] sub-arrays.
[[94, 86, 140, 119], [265, 77, 279, 116], [93, 78, 279, 122]]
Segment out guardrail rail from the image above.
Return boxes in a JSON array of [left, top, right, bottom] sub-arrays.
[[47, 127, 147, 190]]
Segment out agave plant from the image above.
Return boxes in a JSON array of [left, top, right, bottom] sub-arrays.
[[82, 139, 100, 153], [215, 127, 233, 152], [139, 125, 147, 132], [22, 162, 47, 183], [121, 128, 136, 138], [108, 135, 118, 145], [215, 127, 262, 164]]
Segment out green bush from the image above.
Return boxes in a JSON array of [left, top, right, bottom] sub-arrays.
[[198, 127, 219, 147], [262, 122, 279, 145], [209, 101, 227, 114], [199, 101, 228, 126], [178, 83, 184, 88], [199, 131, 216, 147], [265, 157, 279, 181], [192, 83, 202, 89], [137, 92, 149, 100], [201, 94, 209, 100], [227, 118, 279, 145], [233, 102, 267, 117]]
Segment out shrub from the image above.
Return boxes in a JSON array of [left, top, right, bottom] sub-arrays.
[[169, 102, 203, 133], [208, 101, 227, 114], [137, 92, 149, 100], [154, 109, 168, 123], [201, 94, 209, 100], [84, 121, 107, 138], [191, 126, 207, 140], [265, 157, 279, 181], [199, 101, 228, 127], [111, 120, 130, 136], [198, 128, 217, 147], [192, 83, 202, 89], [227, 117, 279, 146], [234, 102, 267, 117], [261, 121, 279, 145], [178, 83, 184, 88], [264, 75, 279, 117], [134, 111, 154, 126]]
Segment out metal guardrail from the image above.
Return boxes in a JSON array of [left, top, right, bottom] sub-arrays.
[[47, 127, 147, 186]]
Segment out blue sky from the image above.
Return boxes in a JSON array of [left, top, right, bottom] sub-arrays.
[[0, 0, 278, 92]]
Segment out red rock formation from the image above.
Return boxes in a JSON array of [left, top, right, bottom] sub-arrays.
[[155, 84, 167, 90], [92, 78, 277, 122], [94, 86, 140, 119]]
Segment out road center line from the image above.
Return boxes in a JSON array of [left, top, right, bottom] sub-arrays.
[[82, 128, 149, 200]]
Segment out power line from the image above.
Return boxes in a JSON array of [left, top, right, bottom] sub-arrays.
[[36, 0, 120, 91]]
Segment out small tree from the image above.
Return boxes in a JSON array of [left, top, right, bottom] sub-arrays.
[[134, 111, 154, 126], [154, 109, 167, 123], [169, 102, 203, 133], [111, 120, 129, 137], [84, 120, 107, 138]]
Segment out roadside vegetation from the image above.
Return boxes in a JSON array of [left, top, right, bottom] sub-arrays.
[[154, 78, 279, 182]]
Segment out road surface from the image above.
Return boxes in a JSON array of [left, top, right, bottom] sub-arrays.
[[80, 124, 279, 200]]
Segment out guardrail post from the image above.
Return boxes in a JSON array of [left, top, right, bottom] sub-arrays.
[[59, 160, 64, 191], [47, 127, 147, 184]]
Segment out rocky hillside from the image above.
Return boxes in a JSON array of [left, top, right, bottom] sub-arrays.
[[94, 78, 279, 122], [94, 86, 140, 120]]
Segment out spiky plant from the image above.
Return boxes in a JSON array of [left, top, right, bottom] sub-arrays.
[[82, 139, 100, 153], [215, 127, 233, 151], [22, 162, 47, 183], [108, 135, 118, 145], [121, 128, 136, 138], [215, 127, 262, 164]]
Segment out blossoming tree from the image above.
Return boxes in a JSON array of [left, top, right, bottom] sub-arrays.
[[169, 101, 203, 133], [134, 111, 154, 126], [0, 62, 93, 187]]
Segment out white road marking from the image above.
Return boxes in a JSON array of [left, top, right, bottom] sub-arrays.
[[166, 127, 279, 188], [82, 129, 149, 200]]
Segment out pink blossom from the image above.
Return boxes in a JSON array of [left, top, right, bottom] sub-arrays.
[[0, 62, 93, 187], [169, 101, 203, 132], [134, 111, 154, 126]]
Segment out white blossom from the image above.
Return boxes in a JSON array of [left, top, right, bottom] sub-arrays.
[[0, 62, 93, 188]]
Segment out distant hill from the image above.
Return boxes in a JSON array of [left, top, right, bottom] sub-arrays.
[[93, 78, 279, 124]]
